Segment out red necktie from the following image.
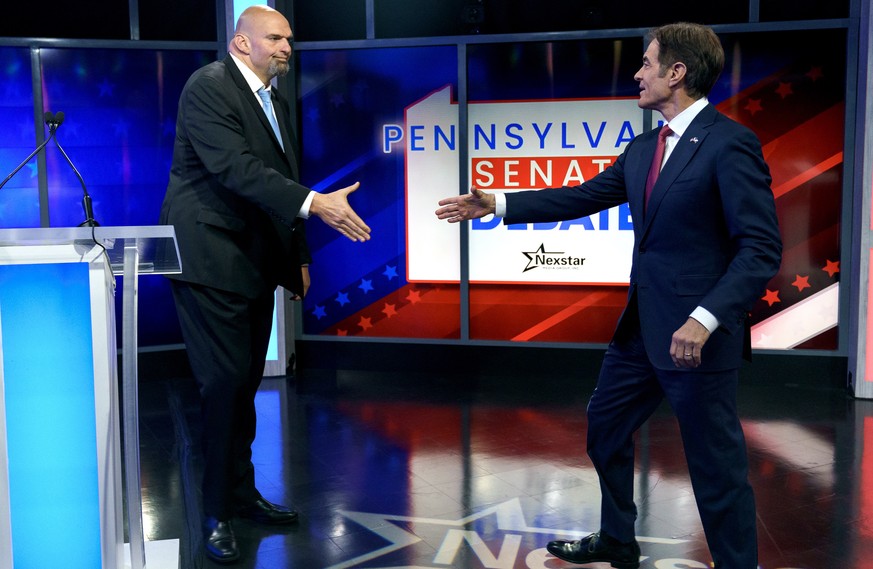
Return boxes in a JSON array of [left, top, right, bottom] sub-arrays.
[[644, 125, 673, 209]]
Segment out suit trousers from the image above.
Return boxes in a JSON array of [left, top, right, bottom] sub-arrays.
[[586, 316, 757, 568], [170, 280, 276, 520]]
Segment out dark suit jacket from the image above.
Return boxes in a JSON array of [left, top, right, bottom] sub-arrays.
[[506, 104, 782, 371], [160, 55, 311, 298]]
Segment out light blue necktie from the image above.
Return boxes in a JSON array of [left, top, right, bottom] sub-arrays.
[[257, 87, 284, 150]]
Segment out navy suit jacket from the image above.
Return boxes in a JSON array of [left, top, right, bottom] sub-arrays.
[[160, 55, 311, 298], [506, 104, 782, 371]]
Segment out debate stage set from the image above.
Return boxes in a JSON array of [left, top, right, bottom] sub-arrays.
[[2, 0, 873, 568]]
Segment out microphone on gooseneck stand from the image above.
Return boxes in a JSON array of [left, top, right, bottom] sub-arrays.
[[51, 111, 99, 227], [0, 111, 61, 190]]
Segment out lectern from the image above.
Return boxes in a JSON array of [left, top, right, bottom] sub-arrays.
[[0, 226, 180, 569]]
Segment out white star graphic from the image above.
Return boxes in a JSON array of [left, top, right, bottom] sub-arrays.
[[326, 497, 686, 568]]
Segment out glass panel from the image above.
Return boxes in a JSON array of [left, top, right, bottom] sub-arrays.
[[373, 0, 749, 37], [0, 0, 129, 39], [297, 45, 460, 339], [466, 38, 644, 343], [139, 0, 217, 41], [0, 47, 40, 228], [716, 30, 846, 351], [760, 0, 849, 21], [293, 0, 366, 41], [39, 47, 214, 346], [40, 48, 213, 229]]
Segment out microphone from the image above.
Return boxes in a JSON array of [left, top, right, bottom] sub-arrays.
[[51, 111, 99, 227], [45, 111, 64, 130], [0, 112, 60, 190]]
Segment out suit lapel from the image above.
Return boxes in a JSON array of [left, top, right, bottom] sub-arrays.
[[628, 131, 658, 225], [223, 57, 296, 172], [271, 89, 300, 180], [641, 105, 716, 234]]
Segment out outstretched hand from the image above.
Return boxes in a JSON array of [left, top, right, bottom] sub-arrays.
[[310, 182, 371, 242], [435, 186, 496, 223]]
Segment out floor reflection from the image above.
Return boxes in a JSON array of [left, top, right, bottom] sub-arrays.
[[138, 363, 868, 569]]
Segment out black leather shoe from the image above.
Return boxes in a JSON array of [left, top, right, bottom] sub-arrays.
[[547, 531, 640, 568], [203, 517, 240, 564], [237, 497, 299, 525]]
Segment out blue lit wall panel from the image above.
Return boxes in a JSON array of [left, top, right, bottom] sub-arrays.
[[0, 47, 40, 228]]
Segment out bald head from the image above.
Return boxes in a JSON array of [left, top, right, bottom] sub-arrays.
[[235, 5, 279, 35], [230, 5, 293, 85]]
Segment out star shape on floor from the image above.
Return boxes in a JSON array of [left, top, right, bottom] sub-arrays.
[[326, 497, 687, 569]]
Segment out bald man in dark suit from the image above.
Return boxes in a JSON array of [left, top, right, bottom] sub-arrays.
[[160, 5, 370, 563]]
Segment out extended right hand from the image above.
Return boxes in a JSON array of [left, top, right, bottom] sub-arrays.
[[435, 187, 496, 223], [310, 182, 371, 242]]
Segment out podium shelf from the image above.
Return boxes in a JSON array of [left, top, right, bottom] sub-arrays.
[[0, 226, 181, 275]]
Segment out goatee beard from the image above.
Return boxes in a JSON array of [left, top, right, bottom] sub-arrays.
[[269, 60, 289, 78]]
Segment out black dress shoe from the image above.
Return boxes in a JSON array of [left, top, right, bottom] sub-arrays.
[[547, 531, 641, 568], [237, 497, 299, 525], [203, 517, 240, 564]]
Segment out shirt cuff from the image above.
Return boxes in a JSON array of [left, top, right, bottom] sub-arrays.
[[494, 192, 507, 218], [298, 191, 315, 219], [690, 306, 719, 333]]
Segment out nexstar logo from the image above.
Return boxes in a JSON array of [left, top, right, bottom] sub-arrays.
[[523, 244, 586, 273]]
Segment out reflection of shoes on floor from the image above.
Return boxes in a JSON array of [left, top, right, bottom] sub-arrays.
[[237, 496, 299, 525], [547, 531, 641, 568], [203, 517, 240, 564]]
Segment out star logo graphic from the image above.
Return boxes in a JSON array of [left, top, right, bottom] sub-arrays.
[[313, 305, 327, 320], [522, 244, 561, 273], [775, 81, 794, 98], [792, 274, 811, 292], [98, 78, 115, 98], [761, 289, 781, 307], [325, 498, 687, 569], [806, 66, 824, 81], [755, 331, 773, 348], [113, 118, 130, 137], [383, 265, 399, 280], [520, 244, 586, 273], [744, 98, 763, 115], [306, 107, 321, 122]]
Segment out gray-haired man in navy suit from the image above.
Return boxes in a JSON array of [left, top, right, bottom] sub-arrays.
[[436, 22, 781, 569]]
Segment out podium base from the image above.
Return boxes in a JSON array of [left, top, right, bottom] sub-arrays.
[[124, 539, 180, 569]]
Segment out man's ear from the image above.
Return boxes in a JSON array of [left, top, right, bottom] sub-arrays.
[[669, 62, 687, 87], [231, 33, 250, 55]]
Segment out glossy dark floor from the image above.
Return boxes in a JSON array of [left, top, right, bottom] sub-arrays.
[[137, 352, 872, 569]]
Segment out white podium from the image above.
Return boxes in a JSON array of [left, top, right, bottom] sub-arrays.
[[0, 226, 180, 569]]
